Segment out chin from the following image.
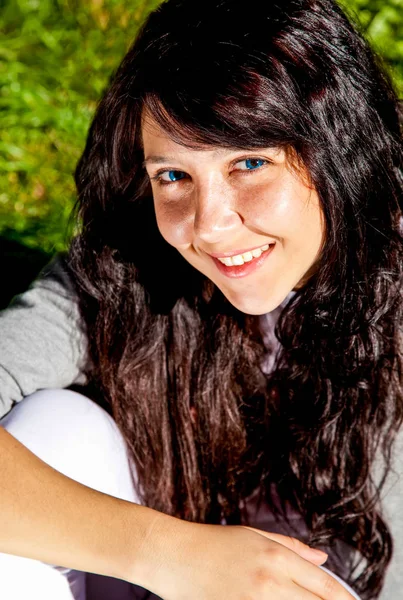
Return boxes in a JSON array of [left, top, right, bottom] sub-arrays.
[[222, 289, 289, 316]]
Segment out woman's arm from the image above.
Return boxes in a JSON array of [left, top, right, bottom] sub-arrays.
[[0, 254, 87, 417], [0, 420, 356, 600], [0, 425, 161, 584], [0, 256, 171, 586]]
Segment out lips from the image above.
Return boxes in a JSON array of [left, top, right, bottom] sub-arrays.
[[209, 243, 275, 258], [211, 243, 275, 279]]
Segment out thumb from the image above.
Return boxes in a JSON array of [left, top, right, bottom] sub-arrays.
[[240, 527, 328, 565]]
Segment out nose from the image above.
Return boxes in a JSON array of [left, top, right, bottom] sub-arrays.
[[193, 175, 242, 244]]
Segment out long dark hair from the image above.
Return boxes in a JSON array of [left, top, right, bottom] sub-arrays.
[[68, 0, 403, 597]]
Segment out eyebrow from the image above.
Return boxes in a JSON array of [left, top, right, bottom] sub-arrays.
[[143, 155, 178, 166], [143, 148, 257, 168]]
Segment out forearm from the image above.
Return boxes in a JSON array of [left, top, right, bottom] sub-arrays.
[[0, 427, 166, 585]]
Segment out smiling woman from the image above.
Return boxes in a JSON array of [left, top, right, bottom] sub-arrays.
[[0, 1, 402, 600], [142, 116, 324, 314]]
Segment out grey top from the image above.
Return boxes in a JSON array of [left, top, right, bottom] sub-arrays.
[[0, 256, 401, 598], [0, 256, 87, 417]]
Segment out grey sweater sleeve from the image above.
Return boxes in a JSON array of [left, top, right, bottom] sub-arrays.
[[0, 254, 88, 418]]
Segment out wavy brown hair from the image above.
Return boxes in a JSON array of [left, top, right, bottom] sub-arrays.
[[68, 0, 403, 597]]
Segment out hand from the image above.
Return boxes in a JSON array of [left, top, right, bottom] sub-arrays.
[[144, 519, 357, 600]]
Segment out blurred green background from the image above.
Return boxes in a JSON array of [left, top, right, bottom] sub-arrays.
[[0, 0, 402, 305]]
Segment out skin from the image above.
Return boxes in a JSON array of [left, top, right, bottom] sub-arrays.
[[0, 426, 353, 600], [142, 114, 325, 315]]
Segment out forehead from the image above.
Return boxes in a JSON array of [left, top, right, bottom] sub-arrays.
[[142, 134, 235, 168], [141, 112, 230, 157], [141, 112, 285, 167]]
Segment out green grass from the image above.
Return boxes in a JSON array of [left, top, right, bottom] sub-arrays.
[[0, 0, 402, 256], [0, 0, 160, 254]]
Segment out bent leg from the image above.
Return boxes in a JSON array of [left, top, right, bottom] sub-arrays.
[[0, 388, 140, 600]]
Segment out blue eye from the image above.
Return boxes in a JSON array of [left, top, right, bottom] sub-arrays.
[[160, 170, 187, 182], [239, 158, 267, 171]]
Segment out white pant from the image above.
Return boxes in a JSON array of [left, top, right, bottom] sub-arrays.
[[0, 389, 361, 600], [0, 389, 141, 600]]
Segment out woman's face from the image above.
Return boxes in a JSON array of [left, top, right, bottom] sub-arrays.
[[142, 115, 325, 315]]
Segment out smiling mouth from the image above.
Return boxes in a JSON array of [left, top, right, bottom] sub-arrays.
[[211, 243, 276, 279], [215, 243, 273, 267]]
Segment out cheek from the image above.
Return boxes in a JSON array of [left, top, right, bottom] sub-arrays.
[[248, 178, 322, 242], [239, 179, 300, 231], [154, 200, 194, 247]]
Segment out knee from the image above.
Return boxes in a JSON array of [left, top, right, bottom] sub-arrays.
[[1, 388, 117, 451], [0, 553, 81, 600], [0, 389, 139, 502]]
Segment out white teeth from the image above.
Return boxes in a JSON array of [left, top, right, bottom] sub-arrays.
[[242, 252, 253, 262], [232, 255, 244, 265], [217, 243, 272, 266]]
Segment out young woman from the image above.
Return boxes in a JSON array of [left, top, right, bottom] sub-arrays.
[[0, 0, 402, 599]]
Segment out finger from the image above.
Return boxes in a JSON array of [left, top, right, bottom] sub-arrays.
[[319, 567, 361, 600], [265, 577, 328, 600], [289, 555, 357, 600], [240, 527, 328, 565], [290, 582, 327, 600]]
